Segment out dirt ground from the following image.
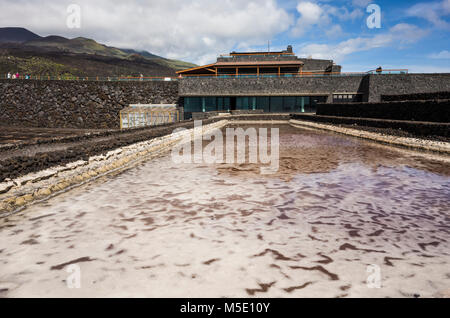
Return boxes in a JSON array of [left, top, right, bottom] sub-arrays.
[[0, 126, 110, 144]]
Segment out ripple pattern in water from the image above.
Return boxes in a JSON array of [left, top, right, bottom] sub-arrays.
[[0, 125, 449, 297]]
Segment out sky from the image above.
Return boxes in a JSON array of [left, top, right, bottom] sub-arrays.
[[1, 0, 449, 72]]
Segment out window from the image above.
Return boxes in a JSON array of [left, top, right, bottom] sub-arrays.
[[217, 97, 230, 111], [236, 97, 250, 110], [270, 97, 283, 112], [205, 97, 217, 112], [296, 97, 310, 112], [283, 97, 296, 112], [184, 97, 202, 113], [256, 97, 270, 112]]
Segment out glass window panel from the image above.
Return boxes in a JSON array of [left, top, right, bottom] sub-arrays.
[[303, 97, 314, 112], [250, 97, 256, 110], [283, 97, 296, 112], [296, 97, 305, 112], [236, 97, 242, 109], [223, 97, 230, 111], [184, 97, 202, 113], [256, 97, 270, 112], [237, 97, 249, 110], [205, 97, 217, 112], [270, 97, 283, 112]]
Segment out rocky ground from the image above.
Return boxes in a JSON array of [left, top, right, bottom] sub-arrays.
[[0, 119, 213, 183], [330, 124, 450, 143], [292, 113, 450, 141]]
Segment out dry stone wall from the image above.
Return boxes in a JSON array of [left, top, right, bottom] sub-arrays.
[[0, 79, 179, 129]]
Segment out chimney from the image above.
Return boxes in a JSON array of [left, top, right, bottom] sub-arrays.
[[286, 45, 293, 53]]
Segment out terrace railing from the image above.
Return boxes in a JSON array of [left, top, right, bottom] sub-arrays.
[[179, 69, 409, 79], [2, 69, 409, 81], [1, 75, 178, 81], [366, 69, 409, 75]]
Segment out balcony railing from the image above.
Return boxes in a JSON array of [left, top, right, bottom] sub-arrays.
[[366, 69, 409, 75], [2, 69, 409, 81], [2, 75, 178, 81], [179, 69, 409, 79]]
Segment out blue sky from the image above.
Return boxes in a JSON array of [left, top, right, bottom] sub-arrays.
[[1, 0, 449, 72], [253, 0, 450, 72]]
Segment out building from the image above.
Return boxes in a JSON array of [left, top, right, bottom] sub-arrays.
[[177, 46, 448, 119], [177, 45, 341, 78]]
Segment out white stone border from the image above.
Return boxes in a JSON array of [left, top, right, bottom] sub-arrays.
[[1, 118, 448, 216], [290, 119, 450, 154], [0, 120, 227, 216]]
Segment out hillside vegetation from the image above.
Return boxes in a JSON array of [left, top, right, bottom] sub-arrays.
[[0, 27, 197, 77]]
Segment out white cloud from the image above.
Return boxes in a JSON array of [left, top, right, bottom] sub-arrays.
[[0, 0, 293, 64], [291, 1, 360, 38], [325, 24, 344, 37], [429, 50, 450, 59], [352, 0, 373, 8], [299, 23, 429, 62], [324, 5, 363, 21], [406, 0, 450, 29], [291, 1, 326, 36]]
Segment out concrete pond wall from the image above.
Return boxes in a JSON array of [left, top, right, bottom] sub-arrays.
[[0, 80, 179, 129]]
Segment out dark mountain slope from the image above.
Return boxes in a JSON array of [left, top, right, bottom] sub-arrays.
[[0, 27, 197, 77], [0, 27, 41, 43]]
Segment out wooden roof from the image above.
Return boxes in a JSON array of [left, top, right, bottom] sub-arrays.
[[177, 60, 303, 74], [215, 61, 304, 67]]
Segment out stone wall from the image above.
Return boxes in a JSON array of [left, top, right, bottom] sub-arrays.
[[179, 73, 450, 104], [0, 79, 179, 129], [316, 99, 450, 123], [2, 74, 449, 129], [368, 74, 450, 102], [381, 91, 450, 102], [179, 75, 367, 103], [291, 113, 450, 138]]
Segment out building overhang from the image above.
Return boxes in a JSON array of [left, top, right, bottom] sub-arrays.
[[177, 61, 304, 75], [215, 61, 304, 67], [176, 63, 216, 75]]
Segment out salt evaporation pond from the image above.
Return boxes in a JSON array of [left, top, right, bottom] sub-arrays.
[[0, 124, 449, 297]]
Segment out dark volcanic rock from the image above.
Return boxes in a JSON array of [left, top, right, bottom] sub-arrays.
[[0, 79, 179, 129]]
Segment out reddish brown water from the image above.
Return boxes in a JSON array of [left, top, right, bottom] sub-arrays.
[[0, 125, 449, 297]]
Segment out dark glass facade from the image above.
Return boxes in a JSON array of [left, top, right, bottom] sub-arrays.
[[183, 96, 327, 119]]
